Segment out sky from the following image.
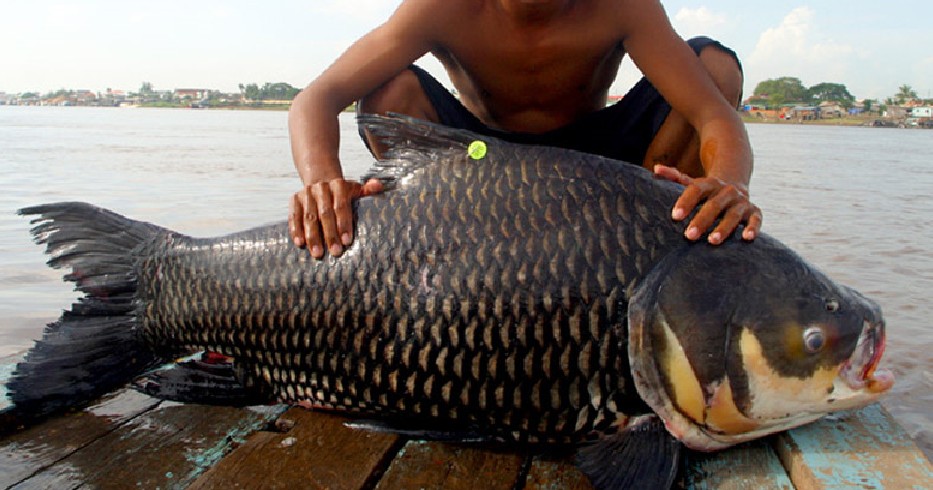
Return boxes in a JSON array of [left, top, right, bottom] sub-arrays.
[[2, 1, 932, 102]]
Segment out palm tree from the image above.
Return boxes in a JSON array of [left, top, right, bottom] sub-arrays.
[[895, 84, 918, 105]]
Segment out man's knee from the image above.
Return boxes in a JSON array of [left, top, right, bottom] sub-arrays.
[[358, 69, 430, 117], [697, 45, 744, 108]]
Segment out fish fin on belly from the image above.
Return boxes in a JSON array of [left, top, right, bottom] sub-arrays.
[[134, 352, 271, 406], [575, 415, 683, 490], [344, 418, 494, 443], [5, 203, 167, 429]]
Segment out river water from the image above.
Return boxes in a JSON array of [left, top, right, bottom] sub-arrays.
[[0, 106, 930, 458]]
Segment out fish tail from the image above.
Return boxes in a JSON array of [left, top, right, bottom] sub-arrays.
[[4, 202, 165, 428]]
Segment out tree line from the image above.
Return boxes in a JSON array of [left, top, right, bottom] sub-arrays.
[[127, 81, 303, 108], [237, 82, 300, 102], [751, 77, 929, 111], [6, 82, 308, 108], [136, 81, 301, 102]]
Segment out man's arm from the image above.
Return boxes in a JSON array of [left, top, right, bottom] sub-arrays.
[[619, 0, 761, 243], [288, 0, 453, 258]]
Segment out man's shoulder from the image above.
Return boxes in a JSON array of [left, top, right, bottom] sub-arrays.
[[392, 0, 483, 19], [384, 0, 482, 38]]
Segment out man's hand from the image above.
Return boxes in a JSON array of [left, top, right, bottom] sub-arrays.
[[654, 164, 762, 245], [289, 178, 384, 258]]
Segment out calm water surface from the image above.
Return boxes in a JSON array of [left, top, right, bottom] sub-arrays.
[[0, 106, 930, 458]]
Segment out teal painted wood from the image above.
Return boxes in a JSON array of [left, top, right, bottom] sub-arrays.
[[685, 438, 793, 490], [776, 403, 933, 489]]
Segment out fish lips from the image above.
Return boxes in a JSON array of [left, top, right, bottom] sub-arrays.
[[840, 319, 894, 394]]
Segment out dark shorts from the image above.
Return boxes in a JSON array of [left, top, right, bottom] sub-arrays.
[[359, 36, 741, 165]]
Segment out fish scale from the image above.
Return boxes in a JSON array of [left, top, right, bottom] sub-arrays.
[[130, 141, 680, 443]]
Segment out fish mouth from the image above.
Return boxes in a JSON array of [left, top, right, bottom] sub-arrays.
[[840, 319, 894, 394]]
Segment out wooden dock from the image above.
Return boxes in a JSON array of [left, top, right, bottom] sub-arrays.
[[1, 383, 930, 490]]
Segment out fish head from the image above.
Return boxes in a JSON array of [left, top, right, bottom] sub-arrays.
[[627, 236, 893, 451]]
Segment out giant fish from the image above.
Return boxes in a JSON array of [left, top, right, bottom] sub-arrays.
[[3, 115, 893, 489]]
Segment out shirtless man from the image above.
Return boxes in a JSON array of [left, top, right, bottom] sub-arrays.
[[288, 0, 761, 259]]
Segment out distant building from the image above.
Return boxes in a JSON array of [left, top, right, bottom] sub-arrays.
[[818, 101, 845, 118], [105, 88, 127, 100], [884, 106, 908, 119], [0, 92, 10, 105], [174, 88, 210, 100], [848, 100, 864, 115], [75, 90, 96, 104], [909, 106, 932, 118], [152, 90, 173, 101], [786, 106, 820, 121]]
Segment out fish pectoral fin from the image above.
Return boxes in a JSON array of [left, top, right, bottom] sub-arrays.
[[575, 416, 683, 490], [344, 418, 493, 443], [134, 352, 271, 406]]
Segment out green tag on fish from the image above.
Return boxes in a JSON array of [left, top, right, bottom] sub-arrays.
[[468, 140, 487, 160]]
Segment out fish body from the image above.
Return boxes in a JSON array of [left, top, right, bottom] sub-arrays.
[[5, 116, 892, 488], [134, 129, 677, 445]]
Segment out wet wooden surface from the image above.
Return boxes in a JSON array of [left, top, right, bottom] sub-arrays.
[[188, 408, 400, 490], [1, 388, 285, 490], [1, 381, 930, 490], [683, 439, 793, 490], [376, 439, 526, 489], [0, 390, 160, 488], [774, 403, 933, 489]]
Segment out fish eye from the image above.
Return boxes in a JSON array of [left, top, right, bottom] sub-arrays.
[[825, 298, 840, 312], [803, 326, 826, 353]]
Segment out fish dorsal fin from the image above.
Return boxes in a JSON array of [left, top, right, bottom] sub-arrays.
[[357, 114, 489, 189]]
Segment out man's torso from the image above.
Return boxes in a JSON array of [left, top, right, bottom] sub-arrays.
[[429, 0, 628, 133]]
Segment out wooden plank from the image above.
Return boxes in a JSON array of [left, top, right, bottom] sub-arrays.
[[774, 403, 933, 489], [189, 407, 401, 490], [5, 352, 925, 490], [523, 439, 794, 490], [376, 440, 526, 490], [523, 452, 593, 490], [0, 388, 160, 488], [684, 438, 793, 490], [11, 402, 284, 490]]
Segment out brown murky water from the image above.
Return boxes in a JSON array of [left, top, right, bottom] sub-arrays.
[[0, 107, 929, 459]]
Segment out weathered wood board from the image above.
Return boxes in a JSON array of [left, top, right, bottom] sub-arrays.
[[376, 440, 526, 490], [523, 452, 594, 490], [684, 438, 793, 490], [2, 350, 931, 490], [775, 403, 933, 489], [188, 407, 400, 490], [0, 388, 284, 489], [0, 389, 160, 488]]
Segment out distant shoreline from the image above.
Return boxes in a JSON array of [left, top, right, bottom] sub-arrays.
[[0, 103, 359, 112], [5, 104, 920, 128], [739, 113, 922, 128]]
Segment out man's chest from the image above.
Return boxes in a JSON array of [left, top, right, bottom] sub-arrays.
[[436, 32, 624, 99]]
